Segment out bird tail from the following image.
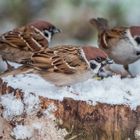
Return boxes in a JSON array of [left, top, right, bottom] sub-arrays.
[[89, 17, 109, 33], [0, 65, 34, 78]]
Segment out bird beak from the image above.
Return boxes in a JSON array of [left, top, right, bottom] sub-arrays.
[[53, 28, 61, 34], [106, 58, 113, 64], [101, 58, 113, 65], [98, 58, 113, 78]]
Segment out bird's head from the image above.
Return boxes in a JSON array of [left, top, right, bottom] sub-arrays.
[[29, 20, 61, 43], [82, 46, 113, 75]]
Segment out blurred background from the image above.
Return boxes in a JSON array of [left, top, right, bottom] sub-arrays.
[[1, 0, 140, 46], [1, 0, 140, 74]]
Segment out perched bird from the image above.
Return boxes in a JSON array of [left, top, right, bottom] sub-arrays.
[[90, 17, 140, 77], [0, 45, 112, 86], [0, 20, 61, 70]]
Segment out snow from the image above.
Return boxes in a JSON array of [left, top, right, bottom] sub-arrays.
[[10, 111, 67, 140], [0, 92, 41, 120], [32, 122, 43, 130], [11, 125, 33, 140], [23, 93, 40, 114], [44, 104, 57, 119], [0, 94, 24, 120], [2, 72, 140, 110], [31, 119, 67, 140]]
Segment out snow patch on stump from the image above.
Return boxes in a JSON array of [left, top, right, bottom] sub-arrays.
[[3, 74, 140, 109], [23, 93, 40, 114], [0, 94, 24, 120], [11, 125, 32, 140]]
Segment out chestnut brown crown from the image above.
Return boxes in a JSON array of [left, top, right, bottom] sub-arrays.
[[82, 46, 108, 61], [28, 20, 61, 36]]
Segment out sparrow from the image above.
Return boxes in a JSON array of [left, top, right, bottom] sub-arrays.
[[0, 20, 61, 70], [90, 17, 140, 77], [0, 45, 112, 86]]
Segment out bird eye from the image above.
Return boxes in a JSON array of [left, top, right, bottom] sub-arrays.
[[43, 30, 49, 37], [95, 57, 102, 63], [90, 62, 97, 69]]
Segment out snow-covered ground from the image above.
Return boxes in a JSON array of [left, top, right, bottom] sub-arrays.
[[2, 71, 140, 110]]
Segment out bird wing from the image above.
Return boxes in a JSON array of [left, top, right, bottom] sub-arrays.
[[22, 47, 78, 74], [50, 45, 88, 69], [106, 27, 128, 39], [0, 45, 88, 77], [51, 55, 77, 74], [0, 26, 48, 52], [99, 27, 128, 49], [21, 26, 49, 50]]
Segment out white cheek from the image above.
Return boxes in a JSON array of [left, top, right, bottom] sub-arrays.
[[126, 29, 137, 47], [126, 29, 140, 51], [47, 32, 52, 43], [112, 30, 140, 63]]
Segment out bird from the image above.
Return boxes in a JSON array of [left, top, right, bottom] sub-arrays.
[[89, 17, 140, 77], [0, 45, 112, 86], [0, 20, 61, 71]]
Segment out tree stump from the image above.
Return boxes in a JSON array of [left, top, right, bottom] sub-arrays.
[[0, 77, 140, 140]]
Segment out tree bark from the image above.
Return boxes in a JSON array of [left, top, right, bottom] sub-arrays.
[[40, 97, 140, 140], [0, 78, 140, 140]]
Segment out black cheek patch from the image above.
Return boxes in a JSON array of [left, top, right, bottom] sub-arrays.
[[90, 63, 97, 69], [136, 51, 140, 55], [135, 37, 140, 45]]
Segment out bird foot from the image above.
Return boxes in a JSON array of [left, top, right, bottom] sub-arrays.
[[4, 65, 15, 73], [4, 60, 15, 72], [121, 73, 136, 79], [2, 58, 15, 72]]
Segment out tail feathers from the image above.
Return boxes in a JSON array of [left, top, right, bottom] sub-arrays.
[[0, 65, 34, 78], [89, 17, 109, 33]]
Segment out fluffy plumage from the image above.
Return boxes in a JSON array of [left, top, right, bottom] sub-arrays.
[[90, 17, 140, 77], [0, 20, 60, 65], [0, 45, 111, 86]]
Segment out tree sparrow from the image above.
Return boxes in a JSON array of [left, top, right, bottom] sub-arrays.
[[0, 45, 112, 86], [0, 20, 61, 70], [90, 17, 140, 77]]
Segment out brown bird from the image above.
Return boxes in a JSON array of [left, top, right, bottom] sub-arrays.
[[90, 17, 140, 77], [0, 45, 112, 86], [0, 20, 61, 70]]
